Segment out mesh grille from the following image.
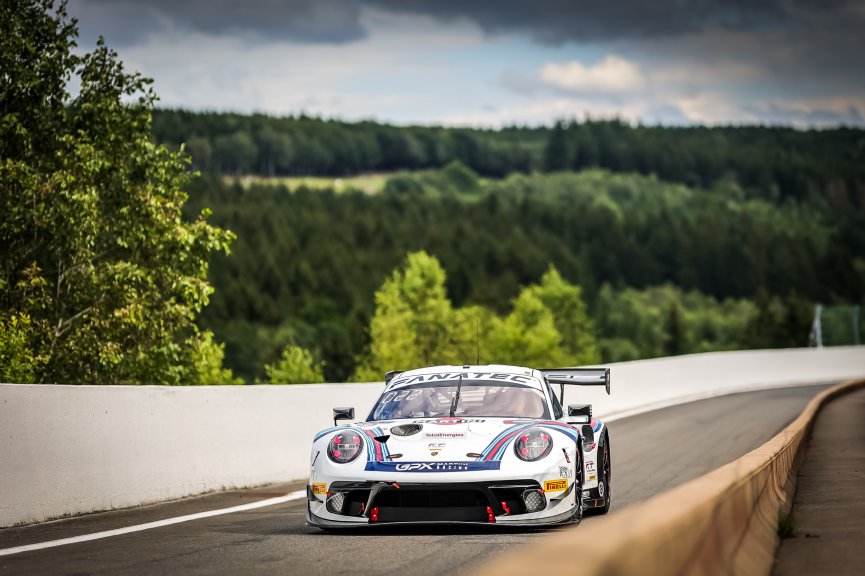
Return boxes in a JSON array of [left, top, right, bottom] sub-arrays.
[[522, 490, 546, 513], [326, 492, 346, 513]]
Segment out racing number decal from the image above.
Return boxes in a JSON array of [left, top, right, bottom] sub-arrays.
[[312, 482, 327, 495], [544, 478, 568, 492]]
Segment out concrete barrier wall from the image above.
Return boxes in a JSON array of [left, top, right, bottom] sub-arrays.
[[1, 346, 864, 528], [469, 377, 865, 576]]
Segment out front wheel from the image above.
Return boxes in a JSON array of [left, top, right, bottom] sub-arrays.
[[583, 431, 612, 516], [594, 432, 612, 515], [568, 445, 584, 523]]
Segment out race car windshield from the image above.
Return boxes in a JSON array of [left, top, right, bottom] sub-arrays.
[[369, 381, 549, 421]]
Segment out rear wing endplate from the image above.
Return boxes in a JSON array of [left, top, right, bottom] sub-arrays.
[[541, 367, 611, 396]]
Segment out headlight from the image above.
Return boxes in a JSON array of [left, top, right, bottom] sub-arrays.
[[327, 430, 364, 463], [514, 428, 553, 462]]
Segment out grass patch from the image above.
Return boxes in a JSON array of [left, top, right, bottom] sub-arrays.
[[225, 173, 390, 194]]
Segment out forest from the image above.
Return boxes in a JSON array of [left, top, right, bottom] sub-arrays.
[[153, 109, 865, 208], [185, 164, 865, 382]]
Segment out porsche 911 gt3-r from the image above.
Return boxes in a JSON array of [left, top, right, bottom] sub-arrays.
[[306, 364, 612, 528]]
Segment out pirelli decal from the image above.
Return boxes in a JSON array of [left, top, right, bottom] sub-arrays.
[[544, 478, 568, 492], [311, 482, 327, 495]]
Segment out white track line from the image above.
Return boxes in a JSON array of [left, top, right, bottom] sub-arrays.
[[0, 490, 307, 557]]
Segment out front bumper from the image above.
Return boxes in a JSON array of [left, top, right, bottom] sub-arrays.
[[306, 478, 579, 527]]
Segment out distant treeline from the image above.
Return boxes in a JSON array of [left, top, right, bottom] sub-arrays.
[[154, 109, 865, 207], [184, 167, 864, 382]]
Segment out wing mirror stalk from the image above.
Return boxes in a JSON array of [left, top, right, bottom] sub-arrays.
[[332, 407, 355, 427]]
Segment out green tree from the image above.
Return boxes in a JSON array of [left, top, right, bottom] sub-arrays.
[[487, 290, 567, 367], [181, 331, 242, 385], [354, 251, 455, 381], [0, 0, 236, 384], [544, 120, 573, 171], [262, 344, 325, 384], [0, 313, 44, 383], [525, 267, 599, 365], [448, 305, 498, 366], [664, 303, 684, 356]]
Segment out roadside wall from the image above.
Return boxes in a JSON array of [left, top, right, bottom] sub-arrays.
[[469, 377, 865, 576], [2, 346, 864, 527]]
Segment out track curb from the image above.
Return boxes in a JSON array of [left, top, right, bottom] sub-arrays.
[[467, 377, 865, 576]]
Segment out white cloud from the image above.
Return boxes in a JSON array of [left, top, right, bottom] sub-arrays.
[[674, 93, 759, 124], [113, 7, 485, 120], [538, 55, 646, 94], [650, 60, 764, 92], [67, 0, 864, 128], [438, 97, 654, 127]]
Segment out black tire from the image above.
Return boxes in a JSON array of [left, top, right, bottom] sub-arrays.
[[584, 431, 612, 516], [569, 444, 585, 524], [597, 432, 612, 514]]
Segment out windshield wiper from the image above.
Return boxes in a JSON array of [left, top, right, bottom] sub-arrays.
[[449, 373, 463, 417]]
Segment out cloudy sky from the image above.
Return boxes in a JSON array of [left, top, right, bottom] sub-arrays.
[[67, 0, 865, 127]]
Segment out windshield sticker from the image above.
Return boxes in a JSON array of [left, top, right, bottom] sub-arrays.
[[390, 373, 532, 387], [365, 461, 502, 472], [414, 418, 486, 425]]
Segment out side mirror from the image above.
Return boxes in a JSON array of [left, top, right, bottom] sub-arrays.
[[333, 407, 355, 426], [568, 403, 592, 420], [581, 424, 595, 451]]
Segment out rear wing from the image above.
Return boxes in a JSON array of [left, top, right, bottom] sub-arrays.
[[541, 367, 611, 398]]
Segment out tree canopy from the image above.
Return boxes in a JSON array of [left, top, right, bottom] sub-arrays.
[[185, 166, 862, 382], [354, 252, 600, 381], [153, 109, 865, 209], [262, 344, 325, 384], [0, 0, 235, 384]]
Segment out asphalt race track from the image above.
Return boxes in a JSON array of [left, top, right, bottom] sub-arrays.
[[0, 384, 828, 576]]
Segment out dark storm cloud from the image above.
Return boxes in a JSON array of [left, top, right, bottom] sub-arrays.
[[367, 0, 855, 44], [70, 0, 366, 45], [71, 0, 863, 49]]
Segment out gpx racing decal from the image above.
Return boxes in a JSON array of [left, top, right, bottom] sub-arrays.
[[364, 461, 502, 472]]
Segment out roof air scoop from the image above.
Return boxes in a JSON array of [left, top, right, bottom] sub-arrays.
[[390, 423, 423, 436]]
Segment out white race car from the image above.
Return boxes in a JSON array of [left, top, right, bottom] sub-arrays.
[[307, 364, 611, 528]]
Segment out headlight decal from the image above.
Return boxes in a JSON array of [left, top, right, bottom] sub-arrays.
[[477, 422, 532, 461], [322, 426, 392, 463], [361, 426, 391, 462], [314, 425, 351, 442], [477, 421, 583, 462]]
